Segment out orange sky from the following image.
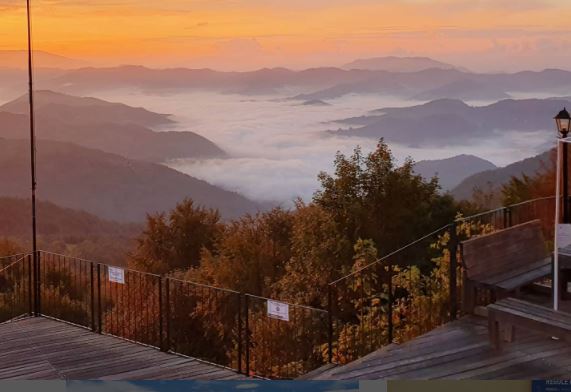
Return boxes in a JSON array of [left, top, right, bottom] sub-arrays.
[[1, 0, 571, 71]]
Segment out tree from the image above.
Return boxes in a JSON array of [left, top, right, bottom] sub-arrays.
[[0, 239, 24, 258], [129, 198, 222, 274], [273, 202, 351, 307], [313, 140, 457, 263], [186, 208, 294, 296]]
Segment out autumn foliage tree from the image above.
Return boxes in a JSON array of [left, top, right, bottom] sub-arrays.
[[130, 198, 222, 274], [314, 141, 456, 262]]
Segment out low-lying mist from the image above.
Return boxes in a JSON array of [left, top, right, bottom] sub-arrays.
[[45, 89, 554, 205]]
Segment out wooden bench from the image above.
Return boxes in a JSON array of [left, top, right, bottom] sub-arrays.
[[461, 219, 552, 313], [488, 297, 571, 349]]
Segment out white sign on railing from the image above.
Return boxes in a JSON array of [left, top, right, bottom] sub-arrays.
[[108, 266, 125, 284], [557, 223, 571, 250], [267, 299, 289, 321]]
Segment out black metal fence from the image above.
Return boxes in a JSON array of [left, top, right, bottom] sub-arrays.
[[167, 278, 241, 370], [0, 250, 328, 379], [244, 294, 329, 379], [0, 254, 32, 323], [0, 197, 558, 376], [327, 196, 557, 364]]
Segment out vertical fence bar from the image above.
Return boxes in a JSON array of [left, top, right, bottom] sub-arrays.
[[90, 262, 95, 332], [159, 276, 164, 351], [165, 278, 170, 353], [35, 250, 41, 316], [244, 294, 250, 377], [27, 254, 32, 316], [237, 293, 243, 374], [387, 262, 393, 344], [449, 222, 458, 321], [327, 285, 333, 363], [97, 263, 102, 334]]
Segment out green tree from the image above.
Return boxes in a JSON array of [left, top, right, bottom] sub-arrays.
[[314, 140, 456, 264]]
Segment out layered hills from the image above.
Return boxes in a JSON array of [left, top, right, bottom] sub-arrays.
[[0, 138, 261, 222], [0, 91, 225, 162]]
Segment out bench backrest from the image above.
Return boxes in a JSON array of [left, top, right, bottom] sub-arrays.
[[461, 219, 547, 281]]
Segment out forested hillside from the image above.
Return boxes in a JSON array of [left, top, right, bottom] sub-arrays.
[[0, 197, 141, 264], [0, 138, 262, 222]]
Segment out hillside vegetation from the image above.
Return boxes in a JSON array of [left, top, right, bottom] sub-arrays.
[[0, 197, 141, 264]]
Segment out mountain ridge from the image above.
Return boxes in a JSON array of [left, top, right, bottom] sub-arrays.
[[0, 90, 226, 162], [451, 150, 552, 201], [414, 154, 497, 191], [0, 138, 263, 222], [343, 56, 462, 72]]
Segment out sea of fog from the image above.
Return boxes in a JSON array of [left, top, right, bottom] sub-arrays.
[[78, 90, 552, 205]]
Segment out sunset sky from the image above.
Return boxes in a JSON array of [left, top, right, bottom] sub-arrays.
[[1, 0, 571, 71]]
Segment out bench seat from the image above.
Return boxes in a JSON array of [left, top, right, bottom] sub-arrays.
[[477, 257, 552, 291], [461, 219, 552, 312], [487, 297, 571, 349]]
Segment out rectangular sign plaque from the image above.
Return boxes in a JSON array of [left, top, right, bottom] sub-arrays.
[[108, 266, 125, 284], [557, 224, 571, 250], [267, 299, 289, 321]]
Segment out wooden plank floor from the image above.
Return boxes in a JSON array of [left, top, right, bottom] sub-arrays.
[[0, 317, 245, 380], [309, 315, 571, 380]]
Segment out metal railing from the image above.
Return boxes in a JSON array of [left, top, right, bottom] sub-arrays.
[[167, 278, 241, 370], [327, 196, 557, 364], [0, 196, 558, 376], [244, 294, 329, 379], [0, 250, 328, 379], [0, 254, 32, 323]]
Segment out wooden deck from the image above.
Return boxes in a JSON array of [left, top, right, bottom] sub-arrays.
[[309, 314, 571, 380], [0, 317, 245, 380]]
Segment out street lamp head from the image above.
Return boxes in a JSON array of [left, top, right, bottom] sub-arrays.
[[555, 107, 571, 138]]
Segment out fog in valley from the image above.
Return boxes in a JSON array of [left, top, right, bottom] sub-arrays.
[[81, 88, 554, 205]]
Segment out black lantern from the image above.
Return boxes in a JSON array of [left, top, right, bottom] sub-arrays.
[[555, 107, 571, 138]]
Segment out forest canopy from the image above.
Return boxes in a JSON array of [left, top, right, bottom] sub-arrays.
[[129, 140, 458, 306]]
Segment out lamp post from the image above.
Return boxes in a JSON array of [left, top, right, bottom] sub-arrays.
[[554, 108, 571, 305]]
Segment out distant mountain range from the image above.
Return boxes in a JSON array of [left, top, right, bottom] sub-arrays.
[[330, 98, 569, 147], [343, 56, 461, 72], [414, 155, 497, 191], [0, 90, 225, 162], [451, 150, 552, 201], [0, 138, 262, 222], [32, 65, 571, 103], [3, 90, 172, 127]]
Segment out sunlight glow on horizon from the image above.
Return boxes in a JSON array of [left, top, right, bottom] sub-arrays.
[[1, 0, 570, 71]]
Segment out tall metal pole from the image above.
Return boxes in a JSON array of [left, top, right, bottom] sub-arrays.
[[564, 142, 569, 223], [554, 139, 562, 311], [26, 0, 38, 315]]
